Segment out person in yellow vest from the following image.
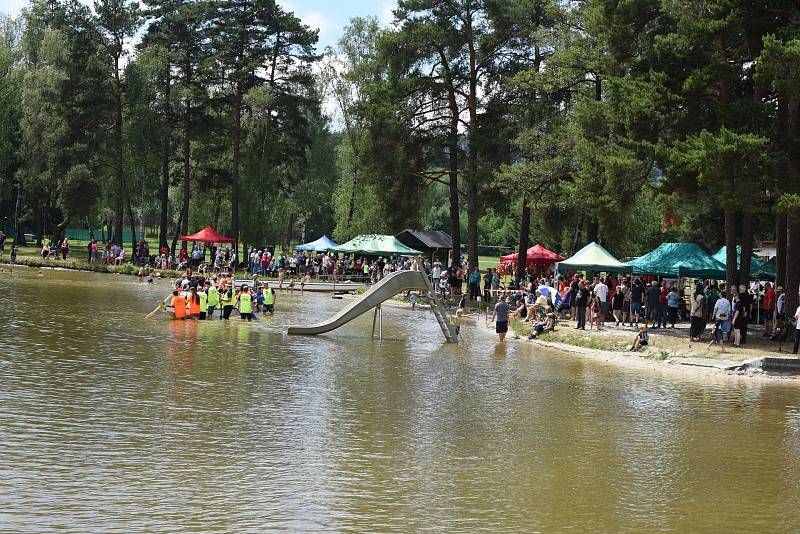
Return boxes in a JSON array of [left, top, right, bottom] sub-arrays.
[[263, 285, 276, 315], [220, 281, 235, 320], [205, 280, 220, 319], [198, 286, 208, 320], [237, 284, 254, 322]]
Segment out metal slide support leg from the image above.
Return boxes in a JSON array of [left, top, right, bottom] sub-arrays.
[[371, 306, 378, 338], [378, 305, 382, 339]]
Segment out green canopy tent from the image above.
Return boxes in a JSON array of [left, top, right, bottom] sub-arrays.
[[757, 256, 777, 280], [627, 242, 727, 279], [712, 246, 774, 280], [556, 242, 631, 273], [332, 234, 423, 256]]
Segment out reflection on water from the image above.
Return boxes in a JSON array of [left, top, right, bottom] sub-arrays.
[[1, 268, 799, 532]]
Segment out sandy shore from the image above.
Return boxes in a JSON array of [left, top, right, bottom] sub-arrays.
[[475, 318, 800, 385]]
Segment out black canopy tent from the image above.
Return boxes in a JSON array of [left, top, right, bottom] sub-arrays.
[[395, 230, 452, 266]]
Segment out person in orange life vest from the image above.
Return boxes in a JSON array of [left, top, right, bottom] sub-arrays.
[[187, 286, 201, 319], [171, 290, 187, 320]]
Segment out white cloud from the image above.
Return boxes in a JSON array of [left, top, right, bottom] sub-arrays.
[[0, 0, 31, 17], [301, 10, 333, 44], [379, 1, 395, 27], [277, 0, 334, 48]]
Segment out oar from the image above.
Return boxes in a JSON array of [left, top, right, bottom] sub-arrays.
[[146, 297, 169, 319]]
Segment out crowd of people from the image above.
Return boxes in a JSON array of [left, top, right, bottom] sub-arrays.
[[162, 270, 277, 322], [482, 270, 800, 354]]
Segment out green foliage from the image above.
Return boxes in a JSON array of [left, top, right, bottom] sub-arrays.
[[667, 128, 770, 209]]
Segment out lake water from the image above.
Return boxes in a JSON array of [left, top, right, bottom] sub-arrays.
[[1, 268, 799, 532]]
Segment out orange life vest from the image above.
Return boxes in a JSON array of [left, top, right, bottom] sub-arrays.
[[188, 293, 201, 315], [172, 295, 187, 318]]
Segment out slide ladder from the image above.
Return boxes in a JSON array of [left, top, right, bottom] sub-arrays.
[[287, 270, 458, 343]]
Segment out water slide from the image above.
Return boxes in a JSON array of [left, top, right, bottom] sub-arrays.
[[287, 270, 458, 342]]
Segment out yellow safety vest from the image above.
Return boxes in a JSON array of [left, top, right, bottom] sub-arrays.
[[239, 292, 253, 313], [199, 291, 208, 312], [220, 289, 234, 306], [264, 288, 274, 306], [207, 286, 220, 307]]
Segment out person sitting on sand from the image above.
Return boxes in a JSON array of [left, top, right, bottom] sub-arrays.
[[511, 297, 528, 320], [630, 325, 649, 351], [528, 312, 555, 340], [707, 312, 729, 353]]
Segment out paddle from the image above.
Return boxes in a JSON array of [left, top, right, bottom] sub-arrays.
[[145, 302, 164, 319], [146, 298, 169, 319]]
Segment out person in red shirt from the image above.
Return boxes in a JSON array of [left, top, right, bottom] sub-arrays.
[[179, 247, 188, 267], [763, 281, 776, 337]]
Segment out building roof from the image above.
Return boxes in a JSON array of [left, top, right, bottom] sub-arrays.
[[396, 229, 452, 250]]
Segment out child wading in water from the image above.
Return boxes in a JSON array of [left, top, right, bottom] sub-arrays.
[[707, 313, 729, 353], [454, 305, 474, 337], [630, 325, 649, 351]]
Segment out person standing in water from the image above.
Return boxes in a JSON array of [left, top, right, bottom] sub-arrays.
[[206, 281, 219, 319], [489, 294, 510, 342], [263, 285, 276, 315], [170, 290, 187, 320], [187, 286, 201, 320], [220, 281, 235, 320], [198, 286, 208, 320], [237, 284, 254, 322]]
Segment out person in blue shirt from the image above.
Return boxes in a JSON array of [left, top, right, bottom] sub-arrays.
[[666, 285, 681, 328], [468, 268, 481, 301]]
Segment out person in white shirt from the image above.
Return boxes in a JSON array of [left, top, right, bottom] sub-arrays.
[[594, 277, 609, 326], [713, 290, 732, 320], [794, 300, 800, 354]]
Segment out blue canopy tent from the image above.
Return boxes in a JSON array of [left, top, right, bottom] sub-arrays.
[[295, 235, 338, 252]]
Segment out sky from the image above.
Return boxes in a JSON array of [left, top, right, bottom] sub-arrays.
[[0, 0, 396, 52]]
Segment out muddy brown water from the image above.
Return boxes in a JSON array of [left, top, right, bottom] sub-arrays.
[[1, 268, 799, 532]]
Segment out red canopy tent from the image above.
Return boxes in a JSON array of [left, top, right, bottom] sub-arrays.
[[499, 243, 565, 270], [179, 225, 237, 243]]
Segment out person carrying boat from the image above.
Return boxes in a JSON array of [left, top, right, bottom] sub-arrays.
[[170, 290, 187, 320], [237, 284, 254, 322], [220, 281, 235, 320]]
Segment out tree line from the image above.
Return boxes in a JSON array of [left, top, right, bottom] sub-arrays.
[[0, 0, 799, 313], [322, 0, 800, 315], [0, 0, 333, 258]]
